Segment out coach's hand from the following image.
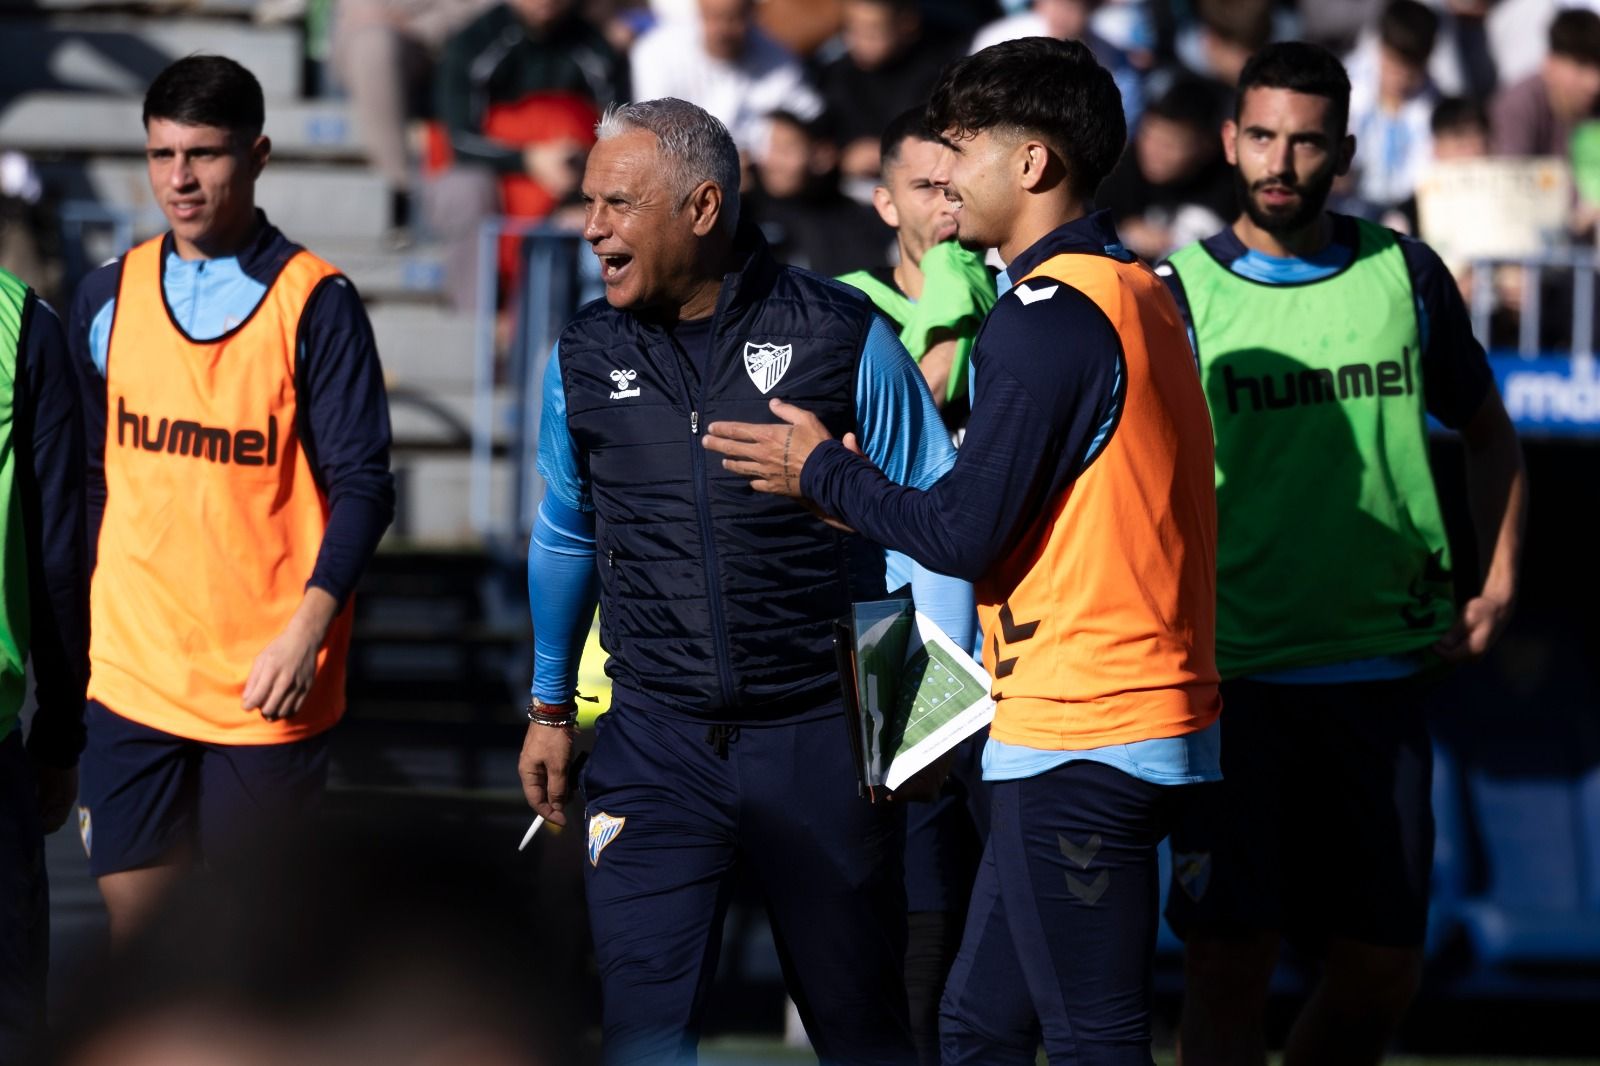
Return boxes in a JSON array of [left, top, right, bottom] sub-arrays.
[[519, 718, 576, 826], [243, 587, 339, 721], [30, 758, 78, 834], [703, 398, 843, 498], [1433, 592, 1514, 662]]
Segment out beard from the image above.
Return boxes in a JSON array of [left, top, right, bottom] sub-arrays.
[[1234, 164, 1335, 235]]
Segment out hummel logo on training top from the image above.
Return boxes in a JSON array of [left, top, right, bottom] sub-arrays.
[[609, 368, 640, 400], [1015, 283, 1060, 306], [744, 342, 792, 394], [116, 397, 278, 466]]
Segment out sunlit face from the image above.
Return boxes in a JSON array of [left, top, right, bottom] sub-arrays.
[[1036, 0, 1090, 41], [1378, 46, 1428, 103], [581, 129, 706, 314], [699, 0, 752, 60], [144, 118, 267, 259], [1433, 127, 1488, 161], [1544, 53, 1600, 120], [928, 127, 1022, 252], [1136, 114, 1211, 186], [760, 120, 811, 199], [877, 137, 959, 267], [842, 0, 914, 70], [1225, 87, 1352, 235]]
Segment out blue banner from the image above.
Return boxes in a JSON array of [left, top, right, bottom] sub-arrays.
[[1489, 353, 1600, 436]]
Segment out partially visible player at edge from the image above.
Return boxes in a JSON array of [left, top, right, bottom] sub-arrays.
[[1159, 42, 1526, 1066], [0, 264, 88, 1058], [706, 37, 1224, 1065], [67, 55, 395, 943]]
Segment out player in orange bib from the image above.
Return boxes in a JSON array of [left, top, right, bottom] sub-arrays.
[[706, 38, 1221, 1064], [67, 57, 395, 941]]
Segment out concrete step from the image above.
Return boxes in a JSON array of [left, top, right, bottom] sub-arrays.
[[368, 306, 478, 389], [1, 92, 363, 159], [0, 15, 302, 99], [43, 157, 389, 240], [321, 241, 449, 303], [391, 453, 511, 544], [59, 218, 447, 303], [387, 386, 520, 450]]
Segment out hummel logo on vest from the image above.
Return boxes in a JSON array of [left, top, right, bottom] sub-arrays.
[[609, 368, 640, 400], [744, 342, 792, 394], [115, 397, 278, 466]]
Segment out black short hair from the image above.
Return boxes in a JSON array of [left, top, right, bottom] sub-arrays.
[[1378, 0, 1439, 67], [1430, 95, 1488, 137], [1550, 7, 1600, 66], [879, 106, 941, 172], [767, 108, 836, 144], [1143, 78, 1225, 134], [142, 55, 265, 139], [1235, 41, 1351, 137], [925, 36, 1125, 201], [1197, 0, 1273, 49]]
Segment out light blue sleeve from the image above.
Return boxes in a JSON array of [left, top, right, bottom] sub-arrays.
[[88, 299, 115, 377], [535, 342, 592, 512], [853, 316, 975, 649], [528, 496, 599, 702]]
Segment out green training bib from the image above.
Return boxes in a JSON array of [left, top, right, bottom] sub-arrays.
[[0, 268, 31, 742], [1168, 220, 1454, 677], [839, 241, 994, 405]]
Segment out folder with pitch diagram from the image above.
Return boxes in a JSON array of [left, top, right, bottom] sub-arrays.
[[833, 598, 995, 798]]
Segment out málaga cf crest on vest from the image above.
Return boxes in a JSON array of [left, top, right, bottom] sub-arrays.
[[744, 341, 792, 394]]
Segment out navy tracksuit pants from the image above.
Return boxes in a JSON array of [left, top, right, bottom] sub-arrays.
[[0, 732, 47, 1063], [580, 698, 916, 1066], [939, 760, 1190, 1066]]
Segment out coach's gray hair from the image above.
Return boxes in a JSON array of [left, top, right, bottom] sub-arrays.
[[595, 98, 741, 228]]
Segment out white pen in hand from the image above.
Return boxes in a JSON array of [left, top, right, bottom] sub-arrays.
[[516, 751, 586, 851]]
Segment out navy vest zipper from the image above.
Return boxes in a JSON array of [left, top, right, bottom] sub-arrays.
[[663, 326, 740, 712]]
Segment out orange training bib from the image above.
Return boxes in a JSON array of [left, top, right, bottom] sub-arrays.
[[88, 237, 353, 744]]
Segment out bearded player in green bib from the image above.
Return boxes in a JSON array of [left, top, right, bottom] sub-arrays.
[[838, 107, 996, 430], [1158, 43, 1527, 1066]]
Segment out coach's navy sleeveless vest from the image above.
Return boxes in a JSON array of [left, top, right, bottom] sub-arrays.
[[559, 228, 887, 720]]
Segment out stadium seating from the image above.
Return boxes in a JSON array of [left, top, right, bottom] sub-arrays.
[[0, 1, 497, 542]]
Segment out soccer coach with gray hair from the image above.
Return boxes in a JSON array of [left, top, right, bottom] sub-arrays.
[[517, 98, 972, 1064]]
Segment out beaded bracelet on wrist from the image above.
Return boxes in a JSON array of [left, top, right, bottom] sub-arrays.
[[526, 697, 578, 728]]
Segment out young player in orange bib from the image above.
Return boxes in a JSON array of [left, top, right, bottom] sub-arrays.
[[68, 56, 394, 941], [706, 37, 1222, 1064]]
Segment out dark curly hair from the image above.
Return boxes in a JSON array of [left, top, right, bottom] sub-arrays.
[[926, 36, 1126, 201]]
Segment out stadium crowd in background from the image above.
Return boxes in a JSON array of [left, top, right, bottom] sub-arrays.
[[8, 0, 1600, 315], [304, 0, 1600, 337]]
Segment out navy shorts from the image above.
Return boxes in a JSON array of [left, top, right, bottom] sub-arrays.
[[580, 699, 915, 1066], [77, 701, 331, 877], [1165, 677, 1435, 948], [0, 731, 47, 1060]]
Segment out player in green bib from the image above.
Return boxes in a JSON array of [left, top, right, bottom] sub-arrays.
[[0, 266, 87, 1058], [838, 107, 996, 429], [1159, 43, 1527, 1066]]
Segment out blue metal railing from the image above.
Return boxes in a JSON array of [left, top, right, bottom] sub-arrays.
[[468, 220, 591, 541], [1468, 250, 1597, 358]]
